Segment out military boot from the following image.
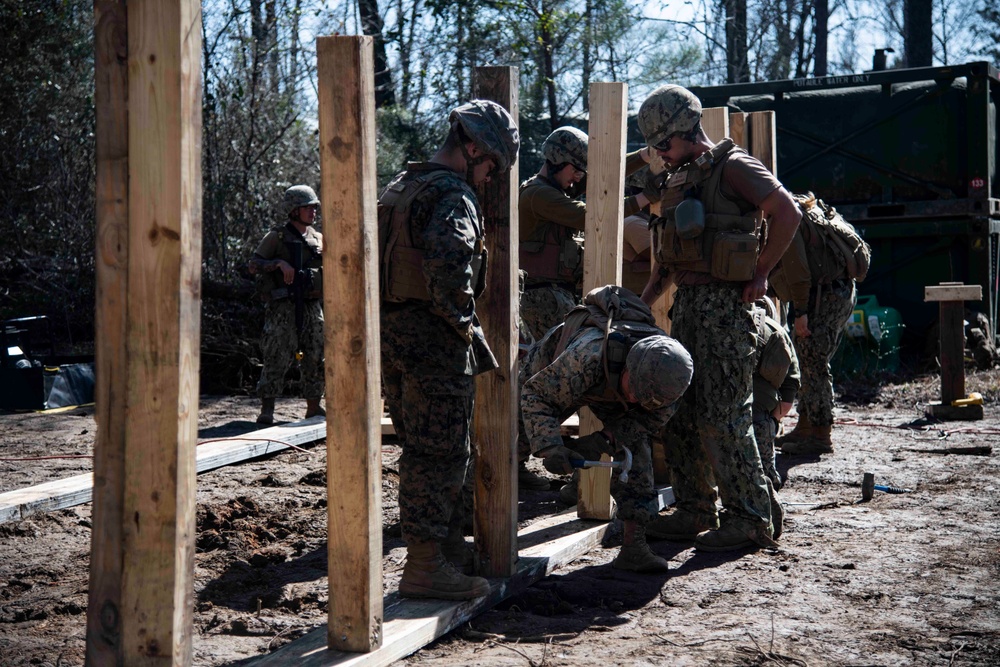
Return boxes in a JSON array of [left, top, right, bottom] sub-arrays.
[[776, 414, 815, 446], [767, 478, 784, 540], [612, 525, 670, 573], [305, 398, 326, 419], [646, 509, 719, 541], [780, 425, 833, 455], [256, 398, 276, 425], [695, 516, 777, 552], [441, 530, 475, 575], [518, 461, 552, 491], [399, 541, 490, 600]]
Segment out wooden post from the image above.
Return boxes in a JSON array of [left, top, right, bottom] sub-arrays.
[[925, 283, 984, 421], [578, 82, 627, 520], [87, 1, 128, 664], [87, 1, 204, 664], [701, 107, 730, 144], [472, 66, 519, 577], [748, 110, 777, 175], [317, 36, 383, 652], [729, 111, 748, 149]]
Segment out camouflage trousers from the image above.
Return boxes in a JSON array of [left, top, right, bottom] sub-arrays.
[[752, 411, 780, 486], [256, 299, 324, 399], [595, 418, 658, 525], [662, 283, 772, 530], [521, 283, 577, 342], [382, 366, 474, 544], [794, 281, 856, 427]]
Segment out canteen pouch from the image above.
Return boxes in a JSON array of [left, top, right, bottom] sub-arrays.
[[710, 231, 759, 282]]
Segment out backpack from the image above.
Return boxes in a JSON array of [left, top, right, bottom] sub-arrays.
[[552, 285, 665, 404], [796, 193, 872, 283]]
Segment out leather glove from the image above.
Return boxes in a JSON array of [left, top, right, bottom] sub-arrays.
[[539, 445, 584, 476], [569, 432, 614, 460], [643, 169, 665, 204]]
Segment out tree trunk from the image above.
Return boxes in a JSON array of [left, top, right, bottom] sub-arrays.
[[814, 0, 828, 76], [358, 0, 397, 107], [582, 0, 592, 112], [904, 0, 933, 67], [725, 0, 749, 83]]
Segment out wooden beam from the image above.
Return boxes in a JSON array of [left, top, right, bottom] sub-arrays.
[[924, 284, 983, 302], [88, 0, 129, 663], [579, 82, 627, 521], [729, 111, 748, 149], [701, 107, 730, 144], [748, 111, 777, 175], [246, 509, 613, 667], [471, 66, 520, 578], [0, 419, 327, 525], [317, 36, 383, 653], [938, 300, 965, 404], [101, 1, 203, 664]]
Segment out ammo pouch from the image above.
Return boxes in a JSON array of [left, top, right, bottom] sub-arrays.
[[651, 214, 705, 266], [521, 231, 583, 284], [758, 327, 792, 390], [710, 230, 759, 282]]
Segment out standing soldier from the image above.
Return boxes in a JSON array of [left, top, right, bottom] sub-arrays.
[[771, 193, 860, 455], [248, 185, 325, 425], [379, 100, 519, 600], [638, 84, 801, 551], [521, 286, 693, 572]]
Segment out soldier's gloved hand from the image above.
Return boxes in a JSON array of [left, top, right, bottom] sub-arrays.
[[539, 445, 584, 476], [643, 169, 665, 204], [569, 432, 614, 460]]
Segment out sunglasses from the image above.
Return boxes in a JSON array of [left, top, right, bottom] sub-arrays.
[[651, 136, 674, 152]]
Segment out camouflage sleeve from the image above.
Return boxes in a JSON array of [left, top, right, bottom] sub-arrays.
[[521, 332, 606, 454], [420, 186, 482, 343], [254, 230, 282, 260], [520, 182, 588, 232], [779, 327, 801, 403]]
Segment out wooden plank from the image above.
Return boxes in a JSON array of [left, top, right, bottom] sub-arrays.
[[748, 111, 777, 175], [471, 67, 520, 578], [924, 284, 983, 302], [578, 82, 628, 520], [88, 0, 129, 663], [117, 2, 203, 663], [938, 300, 966, 404], [318, 36, 383, 653], [729, 111, 748, 149], [247, 509, 612, 667], [0, 419, 327, 525], [577, 452, 613, 518], [701, 107, 730, 144]]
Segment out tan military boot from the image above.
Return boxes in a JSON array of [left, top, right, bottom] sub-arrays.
[[695, 517, 777, 552], [256, 398, 275, 425], [518, 461, 552, 491], [612, 524, 670, 573], [646, 509, 719, 541], [305, 398, 326, 419], [780, 425, 833, 455], [778, 413, 814, 442], [399, 541, 490, 600], [441, 531, 475, 575]]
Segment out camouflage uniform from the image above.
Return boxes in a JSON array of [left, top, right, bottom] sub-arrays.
[[664, 284, 773, 532], [254, 223, 325, 399], [380, 163, 497, 544], [793, 281, 856, 427], [521, 327, 679, 524], [752, 307, 800, 485]]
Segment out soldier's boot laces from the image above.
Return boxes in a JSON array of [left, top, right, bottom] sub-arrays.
[[399, 541, 490, 601], [780, 425, 833, 455], [518, 461, 552, 491], [695, 515, 778, 552], [613, 528, 670, 573], [256, 398, 275, 426], [305, 398, 326, 419], [646, 509, 719, 541]]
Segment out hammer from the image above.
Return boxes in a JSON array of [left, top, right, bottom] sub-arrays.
[[571, 448, 634, 483], [861, 472, 912, 501]]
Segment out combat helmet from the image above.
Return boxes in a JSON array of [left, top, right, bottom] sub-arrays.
[[283, 185, 320, 217], [542, 126, 589, 171], [637, 85, 703, 150], [625, 335, 693, 410], [449, 100, 520, 178]]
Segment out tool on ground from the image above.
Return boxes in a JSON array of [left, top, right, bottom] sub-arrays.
[[571, 447, 633, 483], [951, 392, 983, 407], [861, 471, 913, 501]]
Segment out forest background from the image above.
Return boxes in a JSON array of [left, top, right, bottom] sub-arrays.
[[1, 0, 998, 394]]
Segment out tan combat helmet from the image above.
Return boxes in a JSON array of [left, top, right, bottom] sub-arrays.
[[542, 126, 589, 171], [637, 85, 703, 150], [625, 335, 694, 410], [449, 100, 521, 178], [283, 185, 320, 217]]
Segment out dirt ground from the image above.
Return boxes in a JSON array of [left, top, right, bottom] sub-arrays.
[[0, 370, 998, 666]]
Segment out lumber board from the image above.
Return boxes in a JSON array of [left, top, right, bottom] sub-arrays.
[[924, 284, 983, 302], [88, 0, 129, 663], [938, 300, 966, 404], [318, 35, 384, 653], [729, 112, 748, 148], [0, 419, 326, 525], [702, 107, 730, 144], [471, 66, 520, 578], [748, 110, 777, 175], [383, 414, 579, 436], [579, 81, 628, 520], [248, 509, 613, 667]]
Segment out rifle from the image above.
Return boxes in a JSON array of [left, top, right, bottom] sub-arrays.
[[285, 239, 307, 336]]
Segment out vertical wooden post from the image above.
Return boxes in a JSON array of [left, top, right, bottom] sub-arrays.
[[87, 1, 204, 664], [729, 112, 748, 149], [317, 36, 383, 652], [925, 283, 984, 420], [88, 1, 128, 664], [701, 107, 730, 144], [472, 66, 519, 577], [578, 82, 627, 521], [748, 111, 777, 175]]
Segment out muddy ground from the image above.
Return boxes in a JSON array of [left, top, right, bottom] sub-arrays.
[[0, 370, 998, 666]]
